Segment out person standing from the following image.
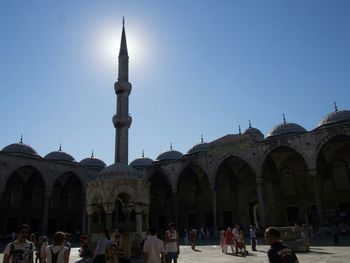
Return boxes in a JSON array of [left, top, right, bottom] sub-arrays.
[[117, 230, 132, 263], [42, 232, 69, 263], [249, 225, 257, 251], [143, 227, 166, 263], [164, 223, 179, 263], [265, 227, 299, 263], [93, 229, 111, 263], [3, 224, 35, 263]]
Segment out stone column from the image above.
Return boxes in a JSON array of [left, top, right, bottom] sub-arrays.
[[256, 177, 266, 227], [87, 214, 93, 235], [212, 188, 217, 229], [309, 168, 324, 225], [41, 191, 51, 233], [81, 190, 87, 233], [106, 213, 113, 230], [172, 192, 179, 227], [136, 213, 142, 234]]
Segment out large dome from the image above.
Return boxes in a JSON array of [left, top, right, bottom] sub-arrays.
[[318, 109, 350, 127], [130, 157, 153, 168], [45, 149, 76, 163], [99, 162, 141, 180], [1, 142, 41, 158], [80, 157, 106, 169], [156, 150, 183, 161], [268, 122, 307, 137]]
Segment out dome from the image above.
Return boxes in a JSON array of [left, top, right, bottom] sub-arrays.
[[80, 157, 106, 169], [99, 162, 141, 180], [267, 122, 307, 137], [187, 142, 209, 154], [45, 149, 76, 163], [318, 109, 350, 127], [156, 150, 183, 161], [244, 122, 264, 141], [1, 142, 40, 158], [130, 157, 153, 168]]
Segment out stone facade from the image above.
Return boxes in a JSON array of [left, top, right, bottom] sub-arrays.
[[1, 21, 350, 236]]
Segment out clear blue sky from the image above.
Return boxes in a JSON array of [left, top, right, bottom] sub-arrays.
[[1, 0, 349, 165]]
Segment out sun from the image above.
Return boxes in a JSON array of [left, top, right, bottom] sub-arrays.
[[95, 24, 147, 72]]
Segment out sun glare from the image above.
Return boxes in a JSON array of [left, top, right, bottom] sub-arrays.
[[94, 24, 148, 72]]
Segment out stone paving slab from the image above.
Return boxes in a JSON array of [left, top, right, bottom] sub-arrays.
[[1, 245, 350, 263]]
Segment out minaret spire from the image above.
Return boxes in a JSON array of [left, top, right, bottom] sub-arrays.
[[113, 18, 132, 164]]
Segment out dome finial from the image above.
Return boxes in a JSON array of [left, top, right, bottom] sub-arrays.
[[283, 113, 286, 124], [91, 149, 94, 158], [59, 143, 62, 152], [238, 125, 242, 134], [142, 150, 144, 158], [20, 135, 23, 144], [249, 120, 252, 128], [201, 134, 204, 143], [334, 101, 338, 112], [170, 142, 173, 151]]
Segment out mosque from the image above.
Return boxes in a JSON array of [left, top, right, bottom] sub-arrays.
[[1, 22, 350, 237]]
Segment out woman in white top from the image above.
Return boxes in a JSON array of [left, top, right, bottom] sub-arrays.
[[42, 232, 69, 263]]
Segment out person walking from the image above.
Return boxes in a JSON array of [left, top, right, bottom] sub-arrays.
[[42, 232, 69, 263], [265, 227, 299, 263], [3, 224, 35, 263], [143, 227, 166, 263], [164, 223, 179, 263], [249, 225, 257, 251]]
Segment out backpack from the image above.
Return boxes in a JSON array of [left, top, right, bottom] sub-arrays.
[[49, 246, 62, 263]]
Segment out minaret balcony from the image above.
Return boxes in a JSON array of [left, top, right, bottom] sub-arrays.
[[115, 81, 132, 94], [113, 114, 132, 128]]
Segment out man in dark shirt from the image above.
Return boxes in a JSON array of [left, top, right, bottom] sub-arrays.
[[265, 227, 299, 263]]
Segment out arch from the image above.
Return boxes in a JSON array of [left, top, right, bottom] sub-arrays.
[[259, 144, 310, 173], [315, 131, 350, 159], [214, 155, 257, 227], [1, 165, 45, 233], [260, 145, 313, 226], [145, 167, 172, 190], [147, 169, 173, 230], [177, 163, 213, 228], [212, 153, 256, 184]]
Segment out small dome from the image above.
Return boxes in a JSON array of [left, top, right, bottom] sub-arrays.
[[318, 109, 350, 127], [267, 123, 307, 137], [80, 157, 106, 169], [187, 142, 209, 154], [1, 142, 40, 158], [99, 162, 141, 180], [244, 122, 264, 141], [156, 150, 183, 161], [130, 157, 153, 168], [45, 150, 76, 163]]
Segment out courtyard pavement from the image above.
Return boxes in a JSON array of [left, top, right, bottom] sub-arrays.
[[1, 236, 349, 263]]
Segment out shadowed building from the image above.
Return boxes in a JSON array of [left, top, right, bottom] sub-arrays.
[[1, 21, 350, 236]]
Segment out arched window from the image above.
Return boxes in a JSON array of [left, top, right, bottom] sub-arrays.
[[281, 168, 296, 195], [10, 183, 23, 208], [332, 160, 350, 190]]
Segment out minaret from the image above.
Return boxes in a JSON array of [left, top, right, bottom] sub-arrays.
[[112, 18, 132, 164]]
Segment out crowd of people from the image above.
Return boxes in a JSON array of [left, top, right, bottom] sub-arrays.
[[1, 222, 308, 263], [2, 224, 72, 263]]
